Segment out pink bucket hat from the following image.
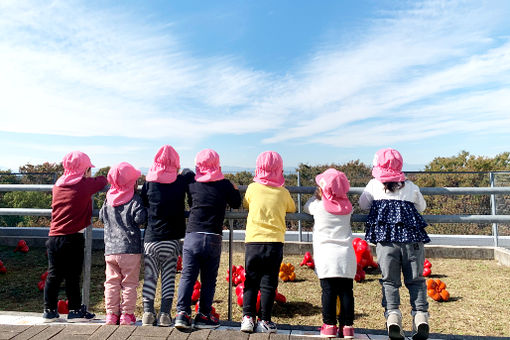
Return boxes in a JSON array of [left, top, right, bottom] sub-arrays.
[[253, 151, 285, 187], [315, 168, 352, 215], [107, 162, 141, 207], [195, 149, 225, 183], [372, 148, 406, 183], [55, 151, 94, 187], [146, 145, 180, 184]]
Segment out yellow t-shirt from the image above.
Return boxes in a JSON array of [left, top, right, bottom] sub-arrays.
[[243, 182, 296, 243]]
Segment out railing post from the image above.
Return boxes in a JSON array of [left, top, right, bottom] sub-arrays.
[[490, 172, 499, 248], [228, 218, 234, 321], [297, 170, 302, 242], [82, 196, 93, 307]]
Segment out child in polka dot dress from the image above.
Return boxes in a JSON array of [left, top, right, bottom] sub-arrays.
[[359, 148, 430, 340]]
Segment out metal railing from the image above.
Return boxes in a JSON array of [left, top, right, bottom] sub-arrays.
[[1, 183, 510, 319]]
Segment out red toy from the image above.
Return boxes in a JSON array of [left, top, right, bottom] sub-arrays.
[[191, 281, 201, 303], [226, 265, 246, 286], [58, 299, 69, 314], [176, 255, 183, 272], [423, 259, 432, 277], [354, 263, 365, 283], [37, 270, 49, 291], [0, 260, 6, 274], [300, 251, 315, 269], [14, 240, 29, 253], [352, 238, 378, 269]]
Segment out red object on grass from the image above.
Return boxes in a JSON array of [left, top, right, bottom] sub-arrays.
[[352, 238, 378, 271], [58, 300, 69, 314], [423, 258, 432, 277], [41, 271, 49, 281], [176, 255, 183, 272], [300, 251, 315, 269], [354, 263, 366, 282], [37, 280, 45, 291], [0, 266, 6, 274], [14, 240, 29, 253]]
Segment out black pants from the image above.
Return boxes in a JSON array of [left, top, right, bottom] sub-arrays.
[[320, 278, 354, 326], [44, 233, 84, 311], [243, 242, 283, 321]]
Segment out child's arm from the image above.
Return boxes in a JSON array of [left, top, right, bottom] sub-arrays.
[[98, 200, 106, 223], [413, 185, 427, 213], [133, 197, 148, 227], [242, 185, 251, 210], [227, 181, 242, 209], [358, 181, 374, 210], [140, 182, 149, 207], [286, 190, 296, 213], [85, 176, 108, 195], [303, 197, 315, 214]]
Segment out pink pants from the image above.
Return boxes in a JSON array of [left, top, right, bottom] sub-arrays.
[[104, 254, 141, 315]]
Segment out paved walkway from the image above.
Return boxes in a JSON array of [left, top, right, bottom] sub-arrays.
[[0, 312, 508, 340]]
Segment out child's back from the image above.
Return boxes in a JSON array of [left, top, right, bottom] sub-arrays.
[[175, 149, 241, 330], [100, 162, 146, 325], [241, 151, 295, 334], [244, 182, 295, 242]]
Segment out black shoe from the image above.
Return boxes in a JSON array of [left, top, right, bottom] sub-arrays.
[[193, 312, 220, 329], [42, 309, 60, 323], [174, 311, 192, 330], [67, 304, 95, 322]]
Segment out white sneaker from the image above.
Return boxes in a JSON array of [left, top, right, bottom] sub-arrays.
[[412, 311, 429, 340], [158, 312, 172, 327], [142, 312, 156, 326], [386, 311, 405, 340], [256, 320, 277, 333], [240, 315, 255, 333]]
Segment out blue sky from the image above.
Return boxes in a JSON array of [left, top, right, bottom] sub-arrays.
[[1, 0, 510, 172]]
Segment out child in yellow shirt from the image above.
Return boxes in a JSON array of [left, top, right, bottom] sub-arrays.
[[240, 151, 295, 334]]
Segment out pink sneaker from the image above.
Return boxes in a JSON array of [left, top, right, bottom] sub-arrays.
[[320, 323, 338, 338], [343, 325, 355, 339], [105, 313, 119, 325], [120, 313, 136, 325]]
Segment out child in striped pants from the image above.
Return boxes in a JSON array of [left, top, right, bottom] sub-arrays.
[[140, 145, 194, 326]]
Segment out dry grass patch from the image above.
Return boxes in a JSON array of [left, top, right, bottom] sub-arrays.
[[1, 246, 509, 336]]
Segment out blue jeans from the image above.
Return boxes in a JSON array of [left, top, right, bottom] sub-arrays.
[[176, 232, 222, 315], [376, 242, 428, 314]]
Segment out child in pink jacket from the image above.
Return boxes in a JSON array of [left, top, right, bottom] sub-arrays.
[[99, 162, 147, 325]]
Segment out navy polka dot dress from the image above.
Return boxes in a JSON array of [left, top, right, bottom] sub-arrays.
[[365, 199, 430, 244]]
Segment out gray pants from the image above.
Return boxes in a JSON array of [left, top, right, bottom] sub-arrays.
[[376, 242, 428, 314]]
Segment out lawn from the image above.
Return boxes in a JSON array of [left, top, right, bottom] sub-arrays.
[[0, 245, 509, 337]]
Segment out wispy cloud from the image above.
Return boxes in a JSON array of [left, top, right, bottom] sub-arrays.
[[0, 0, 509, 152]]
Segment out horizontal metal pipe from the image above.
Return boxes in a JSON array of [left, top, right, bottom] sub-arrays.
[[1, 208, 509, 224], [2, 184, 510, 195]]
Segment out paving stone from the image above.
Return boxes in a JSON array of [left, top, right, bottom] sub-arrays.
[[168, 328, 191, 340], [247, 333, 270, 340], [88, 325, 119, 340], [11, 325, 49, 340], [0, 325, 26, 339], [187, 329, 211, 340], [131, 326, 173, 337], [28, 324, 65, 340], [107, 325, 137, 340], [208, 329, 249, 340], [59, 324, 100, 335], [269, 333, 290, 340]]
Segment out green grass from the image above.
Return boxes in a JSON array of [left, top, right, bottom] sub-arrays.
[[1, 246, 510, 336]]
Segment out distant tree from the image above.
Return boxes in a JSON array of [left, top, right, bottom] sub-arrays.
[[0, 170, 19, 184], [19, 162, 63, 184]]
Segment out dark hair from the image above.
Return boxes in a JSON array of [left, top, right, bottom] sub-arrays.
[[314, 187, 322, 200], [383, 181, 405, 193]]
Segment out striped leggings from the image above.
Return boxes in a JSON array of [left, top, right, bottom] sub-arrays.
[[142, 240, 180, 314]]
